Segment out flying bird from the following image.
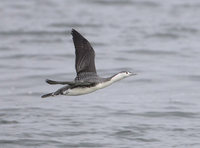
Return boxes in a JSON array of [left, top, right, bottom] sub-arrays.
[[42, 29, 135, 98]]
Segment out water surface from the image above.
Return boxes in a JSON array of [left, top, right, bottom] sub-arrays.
[[1, 0, 200, 147]]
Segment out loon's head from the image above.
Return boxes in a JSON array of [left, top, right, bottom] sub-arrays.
[[111, 71, 136, 82], [118, 71, 135, 77]]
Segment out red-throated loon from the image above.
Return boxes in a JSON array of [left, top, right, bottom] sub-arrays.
[[41, 29, 135, 98]]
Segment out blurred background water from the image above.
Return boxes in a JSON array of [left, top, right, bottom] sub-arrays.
[[0, 0, 200, 147]]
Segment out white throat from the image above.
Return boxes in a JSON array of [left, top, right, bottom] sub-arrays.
[[110, 73, 126, 83]]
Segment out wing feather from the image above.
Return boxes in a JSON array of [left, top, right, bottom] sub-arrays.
[[71, 29, 97, 76]]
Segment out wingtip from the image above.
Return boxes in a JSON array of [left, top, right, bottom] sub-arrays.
[[46, 79, 56, 85], [71, 28, 83, 37], [45, 79, 50, 84], [71, 28, 77, 35], [41, 93, 53, 98]]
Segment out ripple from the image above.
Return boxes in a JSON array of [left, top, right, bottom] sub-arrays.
[[85, 0, 160, 7], [49, 22, 101, 29], [124, 49, 177, 56], [0, 107, 58, 114], [114, 57, 131, 61], [111, 111, 199, 119], [172, 128, 186, 132], [0, 139, 61, 147], [177, 75, 200, 82], [174, 3, 200, 9], [59, 142, 105, 148], [20, 38, 63, 44], [0, 47, 12, 51], [133, 138, 159, 142], [136, 111, 199, 118], [146, 32, 180, 40], [0, 108, 21, 112], [0, 54, 39, 59], [166, 26, 199, 34], [0, 120, 18, 125], [114, 130, 142, 137], [112, 126, 160, 142], [85, 0, 132, 5], [0, 30, 64, 37]]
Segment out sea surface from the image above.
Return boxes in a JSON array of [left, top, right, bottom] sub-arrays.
[[1, 0, 200, 147]]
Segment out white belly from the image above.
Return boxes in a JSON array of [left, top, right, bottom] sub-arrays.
[[63, 81, 113, 96], [66, 87, 98, 96]]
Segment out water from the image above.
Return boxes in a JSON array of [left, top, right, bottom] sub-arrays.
[[1, 0, 200, 147]]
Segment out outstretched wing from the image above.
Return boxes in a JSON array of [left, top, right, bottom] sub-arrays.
[[71, 29, 97, 76], [46, 79, 95, 86]]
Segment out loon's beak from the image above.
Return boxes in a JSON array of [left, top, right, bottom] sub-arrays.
[[130, 73, 137, 76]]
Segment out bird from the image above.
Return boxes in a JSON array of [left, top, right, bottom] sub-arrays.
[[41, 29, 135, 98]]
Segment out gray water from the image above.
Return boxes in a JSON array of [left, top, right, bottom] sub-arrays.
[[1, 0, 200, 147]]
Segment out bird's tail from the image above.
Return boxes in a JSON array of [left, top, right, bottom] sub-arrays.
[[41, 88, 65, 98], [41, 92, 54, 98]]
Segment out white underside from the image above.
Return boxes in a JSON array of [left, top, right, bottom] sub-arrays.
[[63, 73, 126, 96], [63, 81, 113, 96]]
